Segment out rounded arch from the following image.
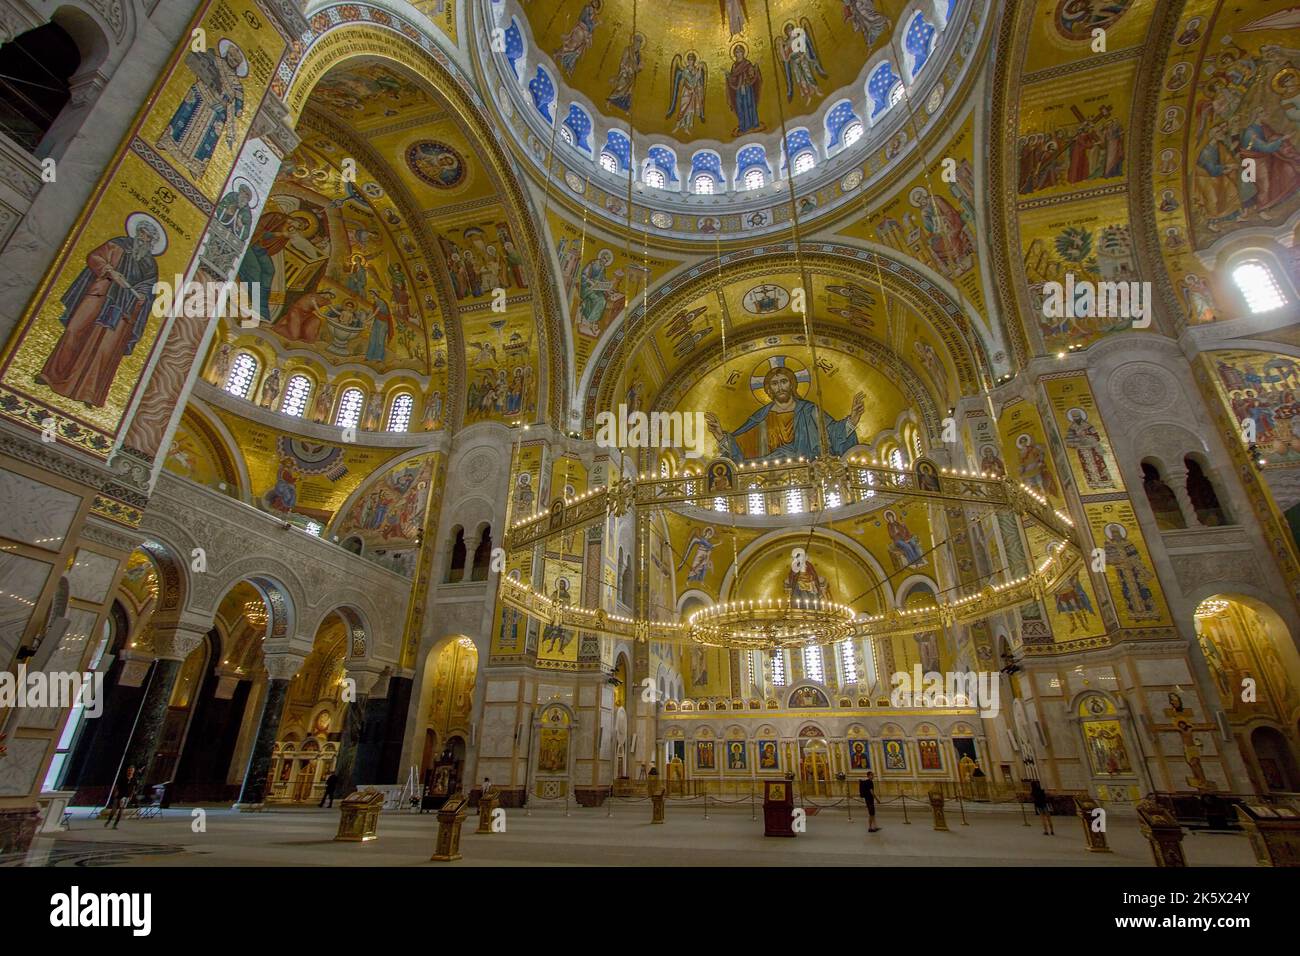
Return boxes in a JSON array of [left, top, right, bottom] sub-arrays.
[[205, 566, 300, 652], [582, 245, 992, 433], [282, 22, 568, 429]]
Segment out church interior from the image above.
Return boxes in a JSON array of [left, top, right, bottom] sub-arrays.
[[0, 0, 1299, 876]]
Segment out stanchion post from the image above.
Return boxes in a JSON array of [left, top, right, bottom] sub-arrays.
[[901, 793, 911, 825], [958, 789, 969, 826], [1019, 790, 1030, 827], [703, 792, 709, 821], [750, 786, 757, 822], [845, 778, 853, 823]]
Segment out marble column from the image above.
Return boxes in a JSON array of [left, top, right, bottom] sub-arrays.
[[119, 617, 208, 784], [332, 668, 384, 797], [234, 652, 305, 810], [1165, 467, 1201, 528]]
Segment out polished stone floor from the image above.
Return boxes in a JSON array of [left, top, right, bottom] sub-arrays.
[[4, 799, 1259, 867]]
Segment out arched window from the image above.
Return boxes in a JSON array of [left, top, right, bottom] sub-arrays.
[[387, 392, 415, 432], [446, 527, 467, 583], [744, 167, 765, 190], [858, 468, 877, 499], [280, 375, 312, 418], [890, 447, 906, 471], [824, 485, 842, 509], [784, 487, 805, 514], [1232, 260, 1286, 314], [889, 82, 906, 108], [644, 167, 665, 189], [748, 482, 766, 515], [693, 173, 715, 195], [803, 646, 824, 682], [1184, 456, 1229, 526], [599, 151, 619, 173], [223, 352, 259, 399], [559, 124, 574, 146], [843, 121, 864, 147], [1141, 461, 1184, 530], [770, 650, 787, 687], [0, 23, 80, 153], [792, 150, 816, 176], [839, 641, 860, 684], [903, 11, 937, 80], [470, 526, 493, 581], [335, 387, 364, 428], [868, 62, 901, 118]]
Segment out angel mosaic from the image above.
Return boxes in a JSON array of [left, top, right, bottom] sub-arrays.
[[777, 19, 828, 105]]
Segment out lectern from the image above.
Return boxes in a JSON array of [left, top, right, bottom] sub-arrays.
[[763, 779, 796, 837]]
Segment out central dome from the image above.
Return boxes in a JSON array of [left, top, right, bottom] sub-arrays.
[[522, 0, 903, 146], [480, 0, 978, 240]]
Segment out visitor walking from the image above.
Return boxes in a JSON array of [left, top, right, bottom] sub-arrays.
[[1031, 779, 1054, 835], [105, 764, 138, 829], [860, 770, 879, 832], [320, 771, 339, 808]]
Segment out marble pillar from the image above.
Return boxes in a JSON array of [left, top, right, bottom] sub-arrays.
[[332, 669, 384, 797], [234, 653, 305, 810], [122, 658, 182, 783], [1165, 468, 1201, 528], [119, 617, 207, 785]]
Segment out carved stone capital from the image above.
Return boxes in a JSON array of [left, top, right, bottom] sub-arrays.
[[150, 616, 212, 662], [264, 652, 308, 682], [344, 667, 385, 698], [250, 92, 300, 160]]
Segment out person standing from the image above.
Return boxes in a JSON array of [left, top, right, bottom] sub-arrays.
[[1031, 779, 1054, 835], [105, 765, 138, 829], [859, 770, 879, 832], [320, 771, 339, 809]]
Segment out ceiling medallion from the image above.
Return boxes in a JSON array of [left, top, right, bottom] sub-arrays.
[[650, 211, 673, 229], [565, 171, 586, 193], [840, 169, 863, 192], [404, 140, 467, 189], [926, 83, 946, 115]]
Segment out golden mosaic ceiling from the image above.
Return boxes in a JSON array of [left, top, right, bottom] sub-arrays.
[[521, 0, 909, 144]]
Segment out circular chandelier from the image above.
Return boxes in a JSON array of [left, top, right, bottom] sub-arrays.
[[243, 598, 268, 630], [688, 598, 857, 651], [1194, 597, 1230, 619]]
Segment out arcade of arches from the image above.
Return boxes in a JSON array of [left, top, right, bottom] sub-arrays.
[[0, 0, 1299, 864]]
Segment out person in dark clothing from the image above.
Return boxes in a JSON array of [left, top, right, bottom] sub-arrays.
[[105, 765, 137, 829], [859, 770, 879, 832], [320, 772, 339, 808], [1031, 779, 1054, 834]]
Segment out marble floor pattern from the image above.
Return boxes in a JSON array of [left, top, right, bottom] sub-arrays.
[[4, 802, 1260, 867]]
